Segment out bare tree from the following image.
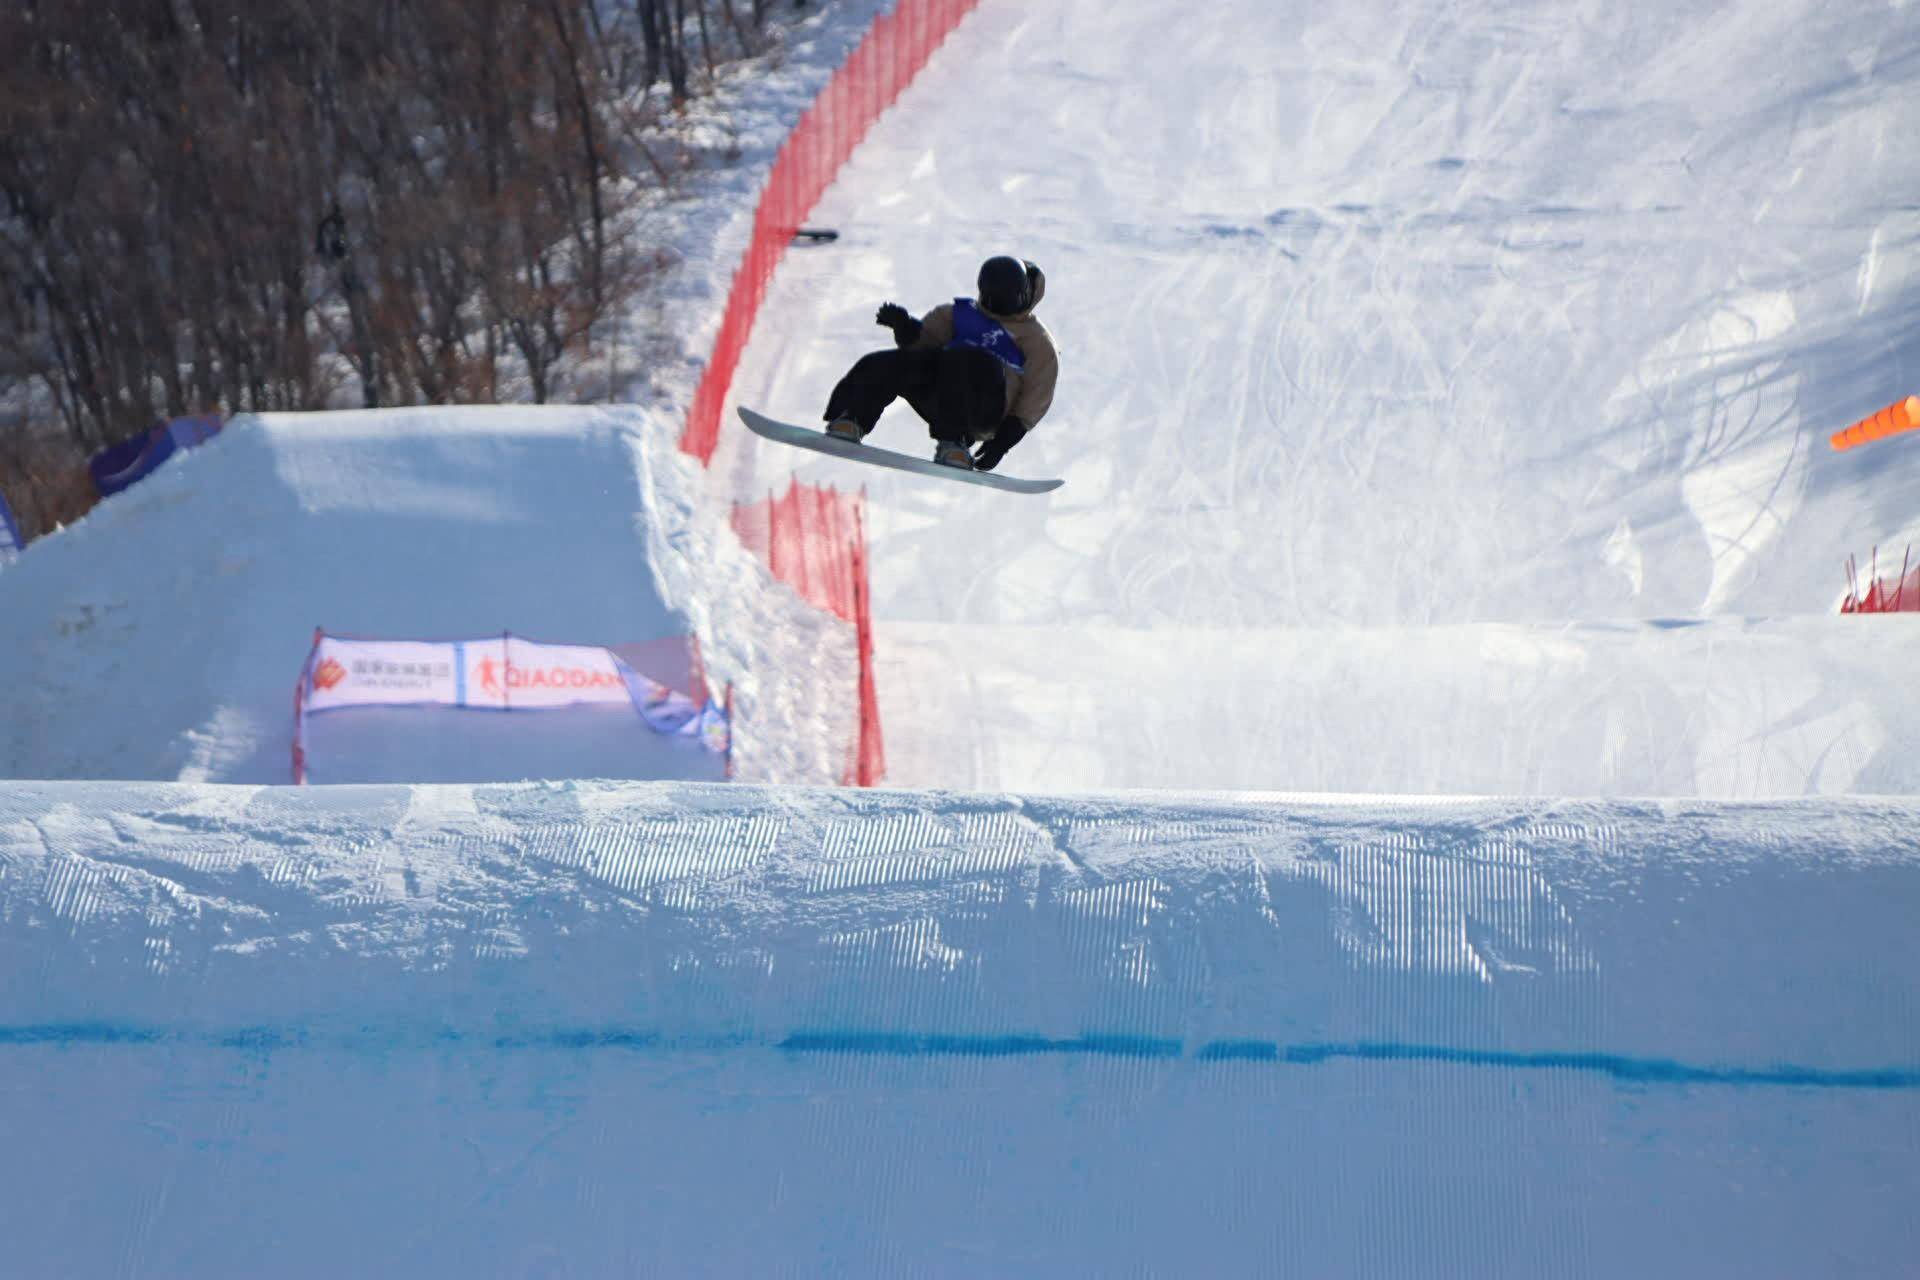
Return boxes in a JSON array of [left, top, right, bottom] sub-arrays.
[[0, 0, 790, 532]]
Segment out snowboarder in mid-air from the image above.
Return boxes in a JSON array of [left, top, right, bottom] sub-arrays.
[[822, 255, 1058, 472]]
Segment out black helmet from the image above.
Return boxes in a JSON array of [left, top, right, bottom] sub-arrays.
[[978, 255, 1044, 316]]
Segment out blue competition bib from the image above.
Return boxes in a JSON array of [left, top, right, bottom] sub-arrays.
[[946, 298, 1027, 372]]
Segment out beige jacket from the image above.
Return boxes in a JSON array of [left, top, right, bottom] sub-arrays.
[[911, 302, 1060, 434]]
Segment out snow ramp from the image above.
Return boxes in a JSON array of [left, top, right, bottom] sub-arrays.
[[0, 406, 856, 786], [3, 779, 1916, 1275]]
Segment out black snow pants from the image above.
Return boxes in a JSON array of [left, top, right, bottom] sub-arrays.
[[823, 346, 1006, 445]]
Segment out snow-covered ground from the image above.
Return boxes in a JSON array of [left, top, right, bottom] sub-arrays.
[[876, 614, 1920, 795], [725, 0, 1920, 795], [3, 780, 1917, 1274], [3, 0, 1919, 1272]]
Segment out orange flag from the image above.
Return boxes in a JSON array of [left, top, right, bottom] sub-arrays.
[[1831, 395, 1920, 451]]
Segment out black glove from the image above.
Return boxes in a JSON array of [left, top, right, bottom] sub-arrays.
[[973, 417, 1028, 472], [875, 302, 922, 346]]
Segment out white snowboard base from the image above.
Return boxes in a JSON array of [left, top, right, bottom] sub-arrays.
[[738, 407, 1063, 495]]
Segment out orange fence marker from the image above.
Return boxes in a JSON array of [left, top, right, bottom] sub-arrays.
[[1830, 395, 1920, 451]]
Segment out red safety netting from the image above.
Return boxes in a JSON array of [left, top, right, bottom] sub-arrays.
[[679, 0, 981, 464], [681, 2, 976, 785], [732, 480, 885, 786], [1841, 547, 1920, 614]]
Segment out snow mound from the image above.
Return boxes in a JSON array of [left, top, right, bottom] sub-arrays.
[[0, 407, 855, 785]]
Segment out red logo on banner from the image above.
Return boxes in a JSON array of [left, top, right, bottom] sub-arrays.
[[508, 664, 622, 691], [473, 654, 621, 697], [312, 657, 348, 691]]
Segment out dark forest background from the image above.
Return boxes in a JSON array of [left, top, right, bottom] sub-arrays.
[[0, 0, 806, 539]]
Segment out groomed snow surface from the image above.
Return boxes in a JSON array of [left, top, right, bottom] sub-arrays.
[[4, 0, 1920, 1273], [4, 782, 1918, 1274]]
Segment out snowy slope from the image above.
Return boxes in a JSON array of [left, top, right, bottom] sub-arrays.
[[724, 0, 1920, 795], [876, 615, 1920, 795], [2, 779, 1917, 1275]]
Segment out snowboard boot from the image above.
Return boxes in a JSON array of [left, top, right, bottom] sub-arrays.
[[933, 441, 976, 470], [825, 418, 864, 442]]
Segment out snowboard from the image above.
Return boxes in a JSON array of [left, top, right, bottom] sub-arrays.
[[737, 407, 1064, 494]]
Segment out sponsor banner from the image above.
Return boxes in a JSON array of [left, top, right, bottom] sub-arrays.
[[300, 633, 724, 754], [88, 414, 224, 498], [462, 636, 635, 711], [167, 413, 224, 450], [293, 631, 729, 785], [697, 698, 731, 755], [89, 425, 178, 497], [0, 488, 21, 565], [305, 637, 460, 711]]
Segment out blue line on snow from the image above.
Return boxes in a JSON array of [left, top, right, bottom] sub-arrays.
[[781, 1032, 1184, 1059], [1191, 1039, 1920, 1088], [3, 1023, 1916, 1090], [0, 1022, 166, 1046]]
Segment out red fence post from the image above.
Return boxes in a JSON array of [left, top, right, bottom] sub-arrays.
[[849, 489, 884, 787], [290, 627, 323, 785]]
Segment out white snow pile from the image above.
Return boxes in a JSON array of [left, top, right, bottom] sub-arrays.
[[0, 406, 856, 786]]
